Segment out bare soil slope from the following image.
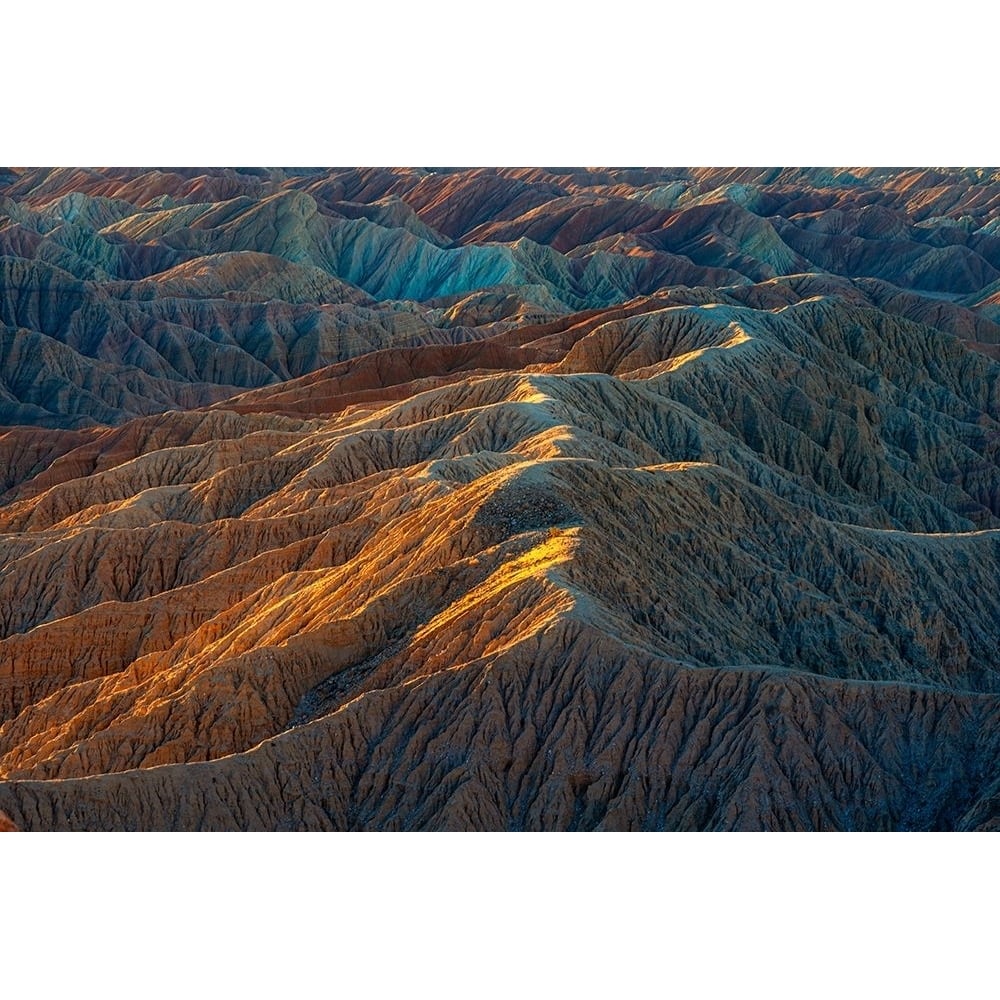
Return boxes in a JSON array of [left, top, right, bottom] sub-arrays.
[[0, 168, 998, 830]]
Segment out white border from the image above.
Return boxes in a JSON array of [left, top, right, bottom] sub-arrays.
[[5, 2, 996, 165], [3, 2, 995, 994]]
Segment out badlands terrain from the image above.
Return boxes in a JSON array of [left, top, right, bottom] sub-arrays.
[[0, 166, 998, 831]]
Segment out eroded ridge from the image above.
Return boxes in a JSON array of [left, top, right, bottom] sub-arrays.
[[0, 167, 999, 830]]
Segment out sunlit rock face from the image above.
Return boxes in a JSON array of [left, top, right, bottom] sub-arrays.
[[1, 167, 999, 831]]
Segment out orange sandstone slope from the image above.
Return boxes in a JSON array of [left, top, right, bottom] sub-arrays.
[[0, 283, 999, 829]]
